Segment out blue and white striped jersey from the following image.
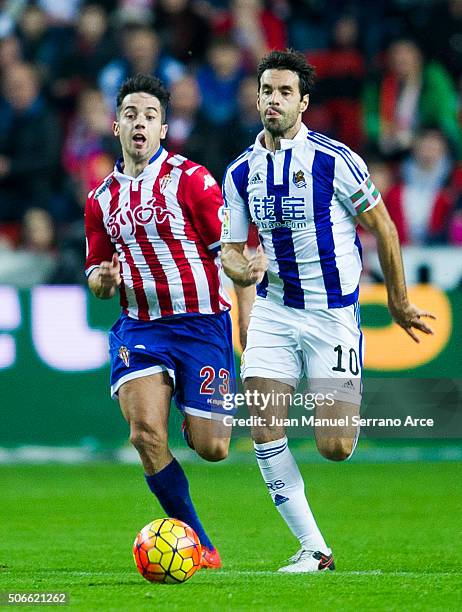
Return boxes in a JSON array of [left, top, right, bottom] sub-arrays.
[[221, 123, 381, 309]]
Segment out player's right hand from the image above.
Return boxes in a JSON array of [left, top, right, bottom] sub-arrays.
[[247, 245, 268, 284], [388, 301, 435, 343], [98, 253, 121, 290]]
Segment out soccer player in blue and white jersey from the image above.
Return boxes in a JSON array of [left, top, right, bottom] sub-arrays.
[[221, 50, 435, 573]]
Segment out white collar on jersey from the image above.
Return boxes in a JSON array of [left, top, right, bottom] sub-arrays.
[[253, 122, 308, 153], [113, 145, 168, 180]]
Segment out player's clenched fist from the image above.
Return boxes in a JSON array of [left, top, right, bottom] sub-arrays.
[[99, 253, 121, 286], [247, 245, 268, 284], [89, 253, 121, 299]]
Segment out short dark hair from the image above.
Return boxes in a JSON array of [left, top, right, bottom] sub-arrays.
[[257, 49, 316, 98], [116, 74, 170, 121]]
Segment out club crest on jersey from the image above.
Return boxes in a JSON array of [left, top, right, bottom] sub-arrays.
[[159, 173, 172, 193], [118, 346, 130, 367], [250, 173, 263, 185], [292, 170, 306, 188]]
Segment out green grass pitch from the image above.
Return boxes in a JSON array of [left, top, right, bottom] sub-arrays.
[[0, 460, 460, 611]]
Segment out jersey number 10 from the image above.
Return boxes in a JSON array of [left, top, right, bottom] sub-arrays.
[[332, 345, 360, 376]]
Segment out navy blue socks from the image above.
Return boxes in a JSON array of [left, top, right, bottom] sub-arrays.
[[145, 458, 214, 550]]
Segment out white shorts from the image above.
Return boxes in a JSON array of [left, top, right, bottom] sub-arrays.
[[241, 297, 363, 405]]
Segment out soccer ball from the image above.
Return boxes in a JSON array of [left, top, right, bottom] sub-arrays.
[[133, 518, 202, 584]]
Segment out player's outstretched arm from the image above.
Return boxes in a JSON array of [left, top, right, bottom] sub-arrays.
[[87, 253, 121, 300], [357, 200, 435, 343]]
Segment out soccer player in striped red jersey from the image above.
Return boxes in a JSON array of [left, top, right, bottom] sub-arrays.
[[85, 74, 233, 569]]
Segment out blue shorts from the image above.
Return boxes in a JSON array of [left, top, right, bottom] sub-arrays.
[[109, 311, 236, 419]]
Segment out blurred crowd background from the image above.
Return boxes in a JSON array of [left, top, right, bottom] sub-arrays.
[[1, 0, 462, 287]]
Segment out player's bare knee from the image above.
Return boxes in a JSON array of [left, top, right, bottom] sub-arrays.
[[129, 423, 168, 456], [195, 440, 229, 462], [316, 437, 354, 462]]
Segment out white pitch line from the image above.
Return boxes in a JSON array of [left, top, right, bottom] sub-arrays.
[[40, 570, 461, 579], [215, 570, 460, 578]]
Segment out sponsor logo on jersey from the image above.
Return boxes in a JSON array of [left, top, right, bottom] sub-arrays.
[[106, 198, 175, 239], [250, 173, 263, 185], [292, 169, 306, 188], [250, 195, 308, 229], [118, 346, 130, 367]]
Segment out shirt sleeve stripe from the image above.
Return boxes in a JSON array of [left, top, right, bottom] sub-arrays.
[[85, 264, 100, 277], [307, 131, 366, 182], [307, 133, 364, 184], [208, 240, 221, 252]]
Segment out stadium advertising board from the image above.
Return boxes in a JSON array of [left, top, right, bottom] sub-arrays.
[[0, 285, 460, 445]]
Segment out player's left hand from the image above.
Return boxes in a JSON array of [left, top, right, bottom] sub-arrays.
[[388, 302, 436, 343]]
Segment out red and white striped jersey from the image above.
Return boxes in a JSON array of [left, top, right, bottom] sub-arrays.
[[85, 147, 231, 320]]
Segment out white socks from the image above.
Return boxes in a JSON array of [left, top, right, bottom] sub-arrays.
[[254, 437, 329, 553]]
